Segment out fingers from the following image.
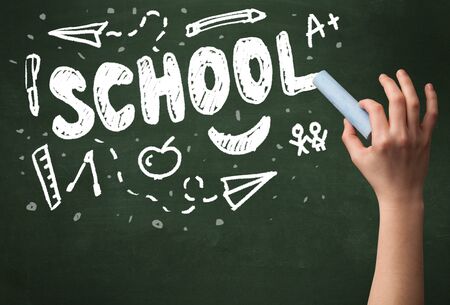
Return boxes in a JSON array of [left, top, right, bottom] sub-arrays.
[[359, 99, 389, 143], [422, 83, 438, 137], [379, 73, 407, 132], [341, 119, 365, 161], [396, 69, 420, 130]]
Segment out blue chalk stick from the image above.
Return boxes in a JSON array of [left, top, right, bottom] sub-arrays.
[[313, 70, 371, 139]]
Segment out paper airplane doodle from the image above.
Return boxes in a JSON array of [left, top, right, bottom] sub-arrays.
[[48, 10, 168, 49], [221, 171, 277, 211], [48, 22, 108, 48], [66, 150, 101, 197], [32, 144, 62, 211]]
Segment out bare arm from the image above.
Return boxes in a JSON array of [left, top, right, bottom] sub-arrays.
[[341, 69, 438, 305]]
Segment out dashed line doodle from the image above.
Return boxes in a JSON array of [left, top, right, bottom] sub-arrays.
[[48, 10, 168, 51], [183, 176, 218, 204]]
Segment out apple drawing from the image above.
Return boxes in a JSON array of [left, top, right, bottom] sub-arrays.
[[138, 136, 182, 180]]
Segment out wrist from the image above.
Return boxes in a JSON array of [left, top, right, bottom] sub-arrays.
[[377, 194, 424, 215]]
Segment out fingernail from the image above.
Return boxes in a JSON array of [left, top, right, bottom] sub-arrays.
[[379, 73, 386, 79], [397, 68, 405, 75], [427, 83, 434, 90]]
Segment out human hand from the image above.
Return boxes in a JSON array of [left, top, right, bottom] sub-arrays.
[[341, 69, 438, 206]]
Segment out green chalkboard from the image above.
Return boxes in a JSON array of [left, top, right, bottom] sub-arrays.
[[1, 0, 449, 304]]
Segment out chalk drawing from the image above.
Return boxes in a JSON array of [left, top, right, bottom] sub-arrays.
[[50, 66, 95, 139], [138, 136, 182, 180], [306, 14, 325, 48], [327, 13, 340, 30], [289, 122, 327, 156], [309, 122, 328, 152], [289, 123, 312, 156], [127, 189, 139, 196], [66, 150, 101, 197], [26, 202, 37, 211], [48, 22, 108, 48], [233, 37, 273, 104], [208, 116, 271, 155], [276, 31, 317, 95], [32, 144, 62, 211], [145, 194, 158, 202], [162, 206, 171, 212], [221, 171, 277, 211], [188, 47, 230, 115], [185, 8, 266, 37], [93, 63, 135, 132], [183, 176, 218, 204], [181, 205, 196, 215], [49, 10, 168, 51], [117, 171, 123, 183], [137, 54, 185, 124], [109, 148, 118, 160], [25, 54, 41, 117], [152, 219, 163, 229], [73, 212, 82, 222]]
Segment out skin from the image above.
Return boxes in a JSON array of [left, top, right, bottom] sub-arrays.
[[341, 69, 438, 305]]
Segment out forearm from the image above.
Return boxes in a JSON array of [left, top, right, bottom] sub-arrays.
[[368, 198, 424, 305]]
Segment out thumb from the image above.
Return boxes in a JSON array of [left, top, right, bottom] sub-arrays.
[[341, 119, 365, 161]]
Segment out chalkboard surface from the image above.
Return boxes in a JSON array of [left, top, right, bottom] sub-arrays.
[[1, 0, 449, 304]]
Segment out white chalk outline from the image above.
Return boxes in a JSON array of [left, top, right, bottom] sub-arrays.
[[184, 194, 196, 202], [185, 8, 266, 37], [203, 195, 218, 203], [208, 116, 271, 155], [306, 14, 325, 48], [66, 150, 101, 197], [32, 144, 62, 211], [127, 189, 139, 196], [138, 136, 182, 180], [48, 22, 108, 48], [109, 148, 118, 160], [221, 171, 277, 211], [181, 205, 196, 214], [48, 10, 167, 50], [25, 54, 41, 117], [145, 194, 158, 202], [117, 171, 123, 183], [276, 31, 318, 95], [183, 176, 218, 205]]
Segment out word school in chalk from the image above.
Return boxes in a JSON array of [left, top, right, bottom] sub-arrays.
[[34, 31, 318, 140]]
